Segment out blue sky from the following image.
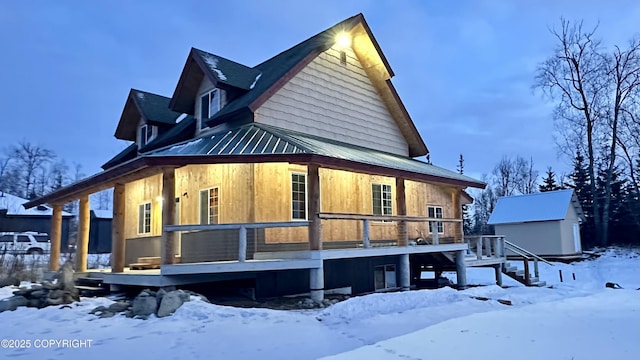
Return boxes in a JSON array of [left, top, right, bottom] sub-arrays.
[[1, 1, 638, 182]]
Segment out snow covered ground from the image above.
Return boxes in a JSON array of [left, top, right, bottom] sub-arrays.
[[0, 248, 638, 360]]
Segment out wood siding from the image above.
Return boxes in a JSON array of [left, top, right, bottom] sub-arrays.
[[255, 45, 409, 156], [121, 164, 460, 248]]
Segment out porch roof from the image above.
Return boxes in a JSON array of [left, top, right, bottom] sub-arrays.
[[24, 124, 484, 209]]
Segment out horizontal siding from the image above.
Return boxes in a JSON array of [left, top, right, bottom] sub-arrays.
[[256, 45, 409, 156]]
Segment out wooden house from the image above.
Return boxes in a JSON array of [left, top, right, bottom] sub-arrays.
[[25, 14, 493, 299], [488, 190, 585, 259]]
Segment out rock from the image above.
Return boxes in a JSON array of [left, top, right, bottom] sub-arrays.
[[12, 289, 30, 297], [140, 289, 157, 297], [46, 297, 65, 306], [606, 282, 622, 289], [61, 293, 76, 304], [124, 310, 135, 318], [156, 288, 167, 307], [30, 289, 49, 299], [184, 290, 210, 303], [132, 293, 157, 317], [89, 305, 108, 315], [0, 276, 20, 287], [48, 289, 64, 300], [0, 296, 29, 312], [99, 311, 115, 318], [42, 281, 60, 290], [157, 290, 189, 318], [108, 301, 130, 313]]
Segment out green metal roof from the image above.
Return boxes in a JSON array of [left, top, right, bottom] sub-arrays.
[[149, 124, 484, 187]]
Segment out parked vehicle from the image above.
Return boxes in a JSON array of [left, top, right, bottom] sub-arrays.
[[0, 232, 51, 255]]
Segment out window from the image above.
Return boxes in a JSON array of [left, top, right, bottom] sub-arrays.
[[200, 89, 221, 129], [138, 203, 151, 234], [374, 264, 397, 290], [34, 235, 49, 243], [291, 173, 307, 220], [16, 235, 30, 243], [139, 124, 156, 146], [428, 206, 444, 234], [200, 188, 219, 224], [0, 235, 13, 243], [372, 184, 392, 218]]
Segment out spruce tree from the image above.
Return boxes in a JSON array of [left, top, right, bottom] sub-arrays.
[[539, 167, 562, 192], [569, 151, 595, 247]]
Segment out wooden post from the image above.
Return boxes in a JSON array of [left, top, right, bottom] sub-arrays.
[[476, 237, 483, 260], [75, 195, 90, 272], [362, 219, 370, 248], [452, 189, 462, 243], [111, 183, 126, 273], [494, 264, 503, 287], [49, 204, 62, 271], [161, 168, 176, 265], [396, 177, 407, 246], [307, 164, 322, 250], [524, 259, 530, 284], [238, 226, 247, 262]]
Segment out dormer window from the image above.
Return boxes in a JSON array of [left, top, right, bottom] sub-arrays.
[[200, 88, 221, 129], [139, 124, 157, 147]]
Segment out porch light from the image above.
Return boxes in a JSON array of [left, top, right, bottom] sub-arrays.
[[336, 32, 351, 48]]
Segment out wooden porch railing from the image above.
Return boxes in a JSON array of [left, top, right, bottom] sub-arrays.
[[463, 235, 506, 260]]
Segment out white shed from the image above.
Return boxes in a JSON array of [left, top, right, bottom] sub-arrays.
[[488, 189, 585, 258]]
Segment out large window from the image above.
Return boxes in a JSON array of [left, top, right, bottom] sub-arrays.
[[428, 206, 444, 234], [200, 187, 220, 224], [138, 203, 151, 234], [200, 89, 221, 129], [291, 173, 307, 220], [372, 184, 392, 218]]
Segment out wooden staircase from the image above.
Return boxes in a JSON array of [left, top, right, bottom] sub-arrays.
[[74, 272, 109, 297]]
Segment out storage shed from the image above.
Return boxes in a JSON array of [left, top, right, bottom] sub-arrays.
[[488, 189, 585, 258], [89, 209, 112, 254]]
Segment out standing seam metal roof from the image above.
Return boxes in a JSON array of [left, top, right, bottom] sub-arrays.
[[149, 124, 484, 187]]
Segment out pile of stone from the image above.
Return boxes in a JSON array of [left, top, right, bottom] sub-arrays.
[[0, 262, 79, 313], [90, 288, 203, 319]]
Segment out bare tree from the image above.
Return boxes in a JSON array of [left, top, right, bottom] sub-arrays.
[[535, 19, 640, 245], [12, 141, 55, 199], [0, 147, 14, 192]]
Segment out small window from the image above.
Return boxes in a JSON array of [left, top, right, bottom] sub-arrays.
[[138, 203, 151, 234], [340, 50, 347, 65], [16, 235, 30, 243], [0, 235, 14, 243], [200, 89, 221, 129], [139, 124, 155, 146], [428, 206, 444, 234], [291, 173, 307, 220], [200, 188, 219, 224], [372, 184, 392, 219], [34, 235, 49, 243], [374, 264, 397, 290]]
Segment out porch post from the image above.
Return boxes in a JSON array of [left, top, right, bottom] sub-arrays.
[[452, 189, 462, 243], [111, 183, 126, 273], [308, 164, 322, 250], [494, 264, 503, 287], [75, 195, 90, 272], [307, 164, 324, 303], [161, 167, 176, 265], [455, 249, 467, 288], [396, 177, 407, 246], [399, 254, 410, 291], [49, 204, 62, 271]]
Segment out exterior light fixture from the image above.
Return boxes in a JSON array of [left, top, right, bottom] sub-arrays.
[[336, 32, 351, 48]]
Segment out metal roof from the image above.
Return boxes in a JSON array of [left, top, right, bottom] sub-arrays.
[[150, 124, 483, 187], [488, 189, 585, 224]]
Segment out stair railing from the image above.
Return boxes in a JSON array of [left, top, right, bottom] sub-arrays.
[[463, 235, 506, 261], [504, 240, 554, 281]]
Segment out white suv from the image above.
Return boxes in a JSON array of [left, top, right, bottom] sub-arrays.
[[0, 232, 51, 255]]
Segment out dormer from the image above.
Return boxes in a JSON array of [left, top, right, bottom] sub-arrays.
[[170, 48, 262, 132], [114, 89, 182, 149]]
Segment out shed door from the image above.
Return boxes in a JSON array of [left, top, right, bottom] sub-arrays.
[[572, 224, 582, 253]]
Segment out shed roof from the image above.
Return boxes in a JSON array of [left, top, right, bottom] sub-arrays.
[[0, 192, 72, 217], [91, 209, 113, 219], [488, 189, 585, 225]]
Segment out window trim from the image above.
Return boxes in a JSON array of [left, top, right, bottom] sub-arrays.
[[199, 187, 220, 225], [139, 124, 156, 147], [374, 264, 397, 291], [138, 202, 152, 235], [427, 205, 444, 234], [291, 172, 308, 221], [371, 183, 393, 221], [199, 88, 221, 129]]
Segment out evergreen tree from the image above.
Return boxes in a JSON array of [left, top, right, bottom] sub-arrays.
[[569, 151, 595, 247], [539, 167, 563, 192], [457, 154, 473, 234]]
